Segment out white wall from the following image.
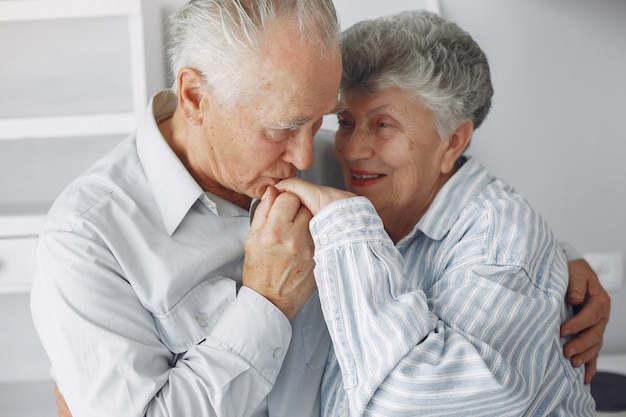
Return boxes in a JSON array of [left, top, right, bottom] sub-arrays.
[[440, 0, 626, 353]]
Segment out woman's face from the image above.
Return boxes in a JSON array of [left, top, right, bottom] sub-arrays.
[[335, 87, 460, 242]]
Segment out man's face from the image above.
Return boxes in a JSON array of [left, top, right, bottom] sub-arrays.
[[190, 25, 342, 201]]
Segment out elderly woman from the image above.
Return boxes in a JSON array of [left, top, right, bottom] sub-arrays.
[[276, 10, 596, 416]]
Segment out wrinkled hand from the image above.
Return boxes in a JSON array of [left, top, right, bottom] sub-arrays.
[[243, 186, 316, 321], [54, 385, 72, 417], [561, 259, 611, 384], [274, 177, 355, 215]]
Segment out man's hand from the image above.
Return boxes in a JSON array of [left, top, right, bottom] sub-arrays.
[[54, 385, 72, 417], [561, 259, 611, 384], [242, 186, 316, 321]]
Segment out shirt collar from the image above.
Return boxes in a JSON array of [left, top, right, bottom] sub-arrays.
[[397, 157, 493, 249], [136, 91, 248, 236]]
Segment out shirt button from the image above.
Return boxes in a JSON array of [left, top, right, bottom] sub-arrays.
[[338, 407, 347, 417], [273, 347, 283, 358], [319, 235, 329, 244], [195, 316, 207, 328]]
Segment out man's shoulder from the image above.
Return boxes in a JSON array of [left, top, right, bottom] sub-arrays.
[[43, 136, 144, 234]]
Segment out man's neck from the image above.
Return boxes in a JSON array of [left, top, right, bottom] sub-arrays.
[[158, 113, 252, 211]]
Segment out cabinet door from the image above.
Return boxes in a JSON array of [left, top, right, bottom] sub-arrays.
[[0, 0, 146, 280], [0, 0, 147, 280], [0, 237, 39, 294], [0, 0, 146, 140]]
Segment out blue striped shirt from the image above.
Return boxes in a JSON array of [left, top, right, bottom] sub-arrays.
[[310, 157, 595, 416]]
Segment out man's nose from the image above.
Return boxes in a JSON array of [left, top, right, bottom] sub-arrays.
[[285, 129, 315, 170]]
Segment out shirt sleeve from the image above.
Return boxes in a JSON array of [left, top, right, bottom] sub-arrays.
[[310, 197, 571, 417], [558, 239, 583, 262], [30, 229, 291, 417]]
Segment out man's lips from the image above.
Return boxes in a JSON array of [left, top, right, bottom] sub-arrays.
[[269, 170, 297, 184], [350, 169, 385, 187]]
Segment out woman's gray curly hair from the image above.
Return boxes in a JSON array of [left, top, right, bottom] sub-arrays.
[[340, 10, 493, 140]]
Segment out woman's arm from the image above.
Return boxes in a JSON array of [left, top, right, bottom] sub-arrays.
[[309, 198, 593, 416], [277, 177, 611, 385]]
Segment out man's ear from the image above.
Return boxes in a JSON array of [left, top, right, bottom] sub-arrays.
[[441, 119, 473, 174], [176, 67, 207, 125]]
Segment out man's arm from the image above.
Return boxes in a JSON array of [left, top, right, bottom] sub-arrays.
[[561, 258, 611, 383], [48, 187, 319, 417], [32, 230, 288, 417], [54, 386, 71, 417]]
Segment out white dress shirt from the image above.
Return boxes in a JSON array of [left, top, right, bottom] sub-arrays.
[[30, 91, 330, 417]]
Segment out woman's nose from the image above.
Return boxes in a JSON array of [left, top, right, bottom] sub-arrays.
[[342, 130, 374, 161]]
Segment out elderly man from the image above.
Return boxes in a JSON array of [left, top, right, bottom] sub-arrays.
[[31, 1, 341, 416]]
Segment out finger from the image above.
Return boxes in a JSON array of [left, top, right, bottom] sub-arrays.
[[561, 319, 608, 351], [566, 260, 592, 305], [265, 192, 303, 224], [561, 273, 610, 342], [561, 303, 607, 337], [569, 342, 602, 371], [583, 358, 598, 385], [564, 330, 603, 361], [275, 178, 320, 212], [293, 203, 313, 226], [250, 186, 279, 231], [564, 321, 605, 349], [274, 177, 310, 194]]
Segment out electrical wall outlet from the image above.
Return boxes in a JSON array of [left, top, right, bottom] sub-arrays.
[[582, 252, 624, 292]]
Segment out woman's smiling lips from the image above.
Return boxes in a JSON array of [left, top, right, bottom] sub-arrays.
[[350, 169, 386, 187]]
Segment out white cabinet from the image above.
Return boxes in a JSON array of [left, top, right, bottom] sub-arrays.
[[0, 0, 146, 140], [0, 236, 40, 294], [0, 293, 57, 417], [0, 0, 147, 291], [0, 2, 147, 415]]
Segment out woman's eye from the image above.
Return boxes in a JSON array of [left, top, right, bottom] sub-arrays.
[[378, 122, 390, 128], [337, 117, 351, 127]]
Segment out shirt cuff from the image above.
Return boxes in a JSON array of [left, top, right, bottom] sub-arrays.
[[209, 286, 292, 383], [310, 197, 385, 249]]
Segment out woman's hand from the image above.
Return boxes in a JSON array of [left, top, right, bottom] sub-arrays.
[[274, 177, 356, 215], [561, 259, 611, 384]]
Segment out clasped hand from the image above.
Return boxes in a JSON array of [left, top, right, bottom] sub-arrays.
[[242, 179, 354, 320]]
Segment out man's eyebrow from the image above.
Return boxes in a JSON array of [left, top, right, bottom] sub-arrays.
[[271, 118, 310, 131], [269, 97, 347, 131]]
